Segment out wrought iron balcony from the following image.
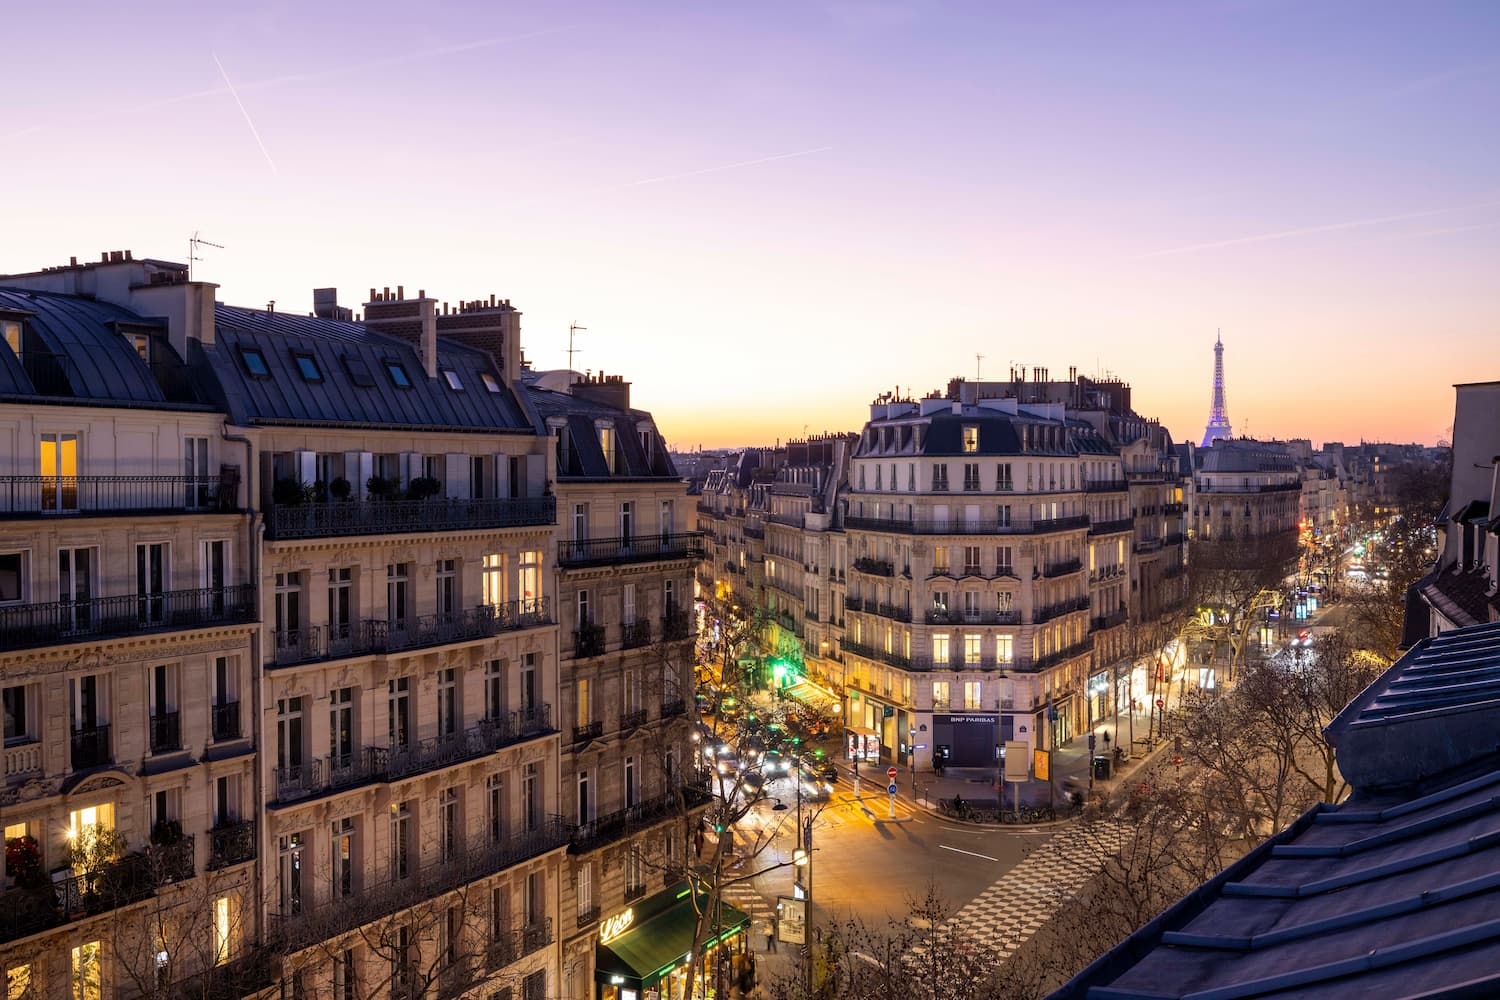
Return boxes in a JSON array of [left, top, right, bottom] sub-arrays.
[[742, 524, 764, 539], [0, 584, 256, 652], [273, 705, 553, 802], [207, 820, 256, 870], [569, 786, 713, 854], [1134, 537, 1163, 554], [487, 919, 555, 970], [573, 720, 604, 746], [924, 608, 1021, 626], [1032, 637, 1096, 671], [276, 826, 568, 952], [845, 514, 1090, 536], [661, 611, 694, 641], [1164, 502, 1187, 515], [557, 532, 706, 567], [1092, 607, 1129, 631], [1089, 518, 1134, 535], [660, 697, 687, 719], [619, 708, 648, 733], [910, 654, 1011, 672], [211, 701, 241, 742], [1043, 558, 1083, 579], [852, 557, 894, 577], [270, 599, 553, 667], [0, 473, 239, 516], [149, 711, 182, 754], [621, 619, 653, 649], [840, 639, 910, 669], [1083, 480, 1128, 493], [577, 904, 602, 928], [572, 623, 607, 659], [1032, 596, 1091, 624], [70, 724, 111, 770], [265, 495, 556, 540]]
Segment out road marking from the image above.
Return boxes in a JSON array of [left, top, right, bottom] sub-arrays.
[[940, 844, 1000, 862]]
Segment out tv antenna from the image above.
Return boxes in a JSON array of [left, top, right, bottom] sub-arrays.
[[567, 322, 587, 372], [188, 232, 224, 280], [976, 353, 984, 381]]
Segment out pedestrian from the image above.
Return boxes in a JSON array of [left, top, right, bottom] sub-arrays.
[[1103, 731, 1111, 748], [766, 918, 778, 953], [695, 827, 706, 858]]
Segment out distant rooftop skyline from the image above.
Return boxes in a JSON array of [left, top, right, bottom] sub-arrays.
[[6, 1, 1492, 449]]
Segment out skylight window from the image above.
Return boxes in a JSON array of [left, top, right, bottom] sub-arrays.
[[385, 361, 412, 388], [443, 369, 464, 391], [293, 353, 322, 382], [480, 372, 501, 394], [239, 347, 270, 378], [343, 355, 375, 388]]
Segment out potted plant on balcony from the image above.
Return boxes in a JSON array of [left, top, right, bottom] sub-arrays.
[[149, 819, 183, 847], [63, 824, 128, 914], [367, 474, 396, 499], [272, 477, 309, 506], [406, 476, 442, 501], [5, 833, 44, 890], [329, 475, 352, 501]]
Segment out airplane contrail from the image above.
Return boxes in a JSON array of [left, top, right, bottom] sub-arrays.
[[1, 27, 570, 142], [214, 52, 278, 175], [608, 146, 835, 191], [1133, 198, 1500, 259]]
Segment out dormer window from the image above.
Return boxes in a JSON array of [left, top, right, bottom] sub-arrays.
[[480, 372, 501, 393], [962, 425, 979, 453], [443, 370, 464, 391], [239, 347, 270, 378], [385, 361, 412, 388], [293, 353, 322, 382], [343, 355, 375, 388], [1, 320, 19, 356], [127, 332, 151, 362], [598, 425, 617, 475]]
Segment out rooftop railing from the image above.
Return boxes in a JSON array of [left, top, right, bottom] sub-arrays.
[[266, 495, 555, 540]]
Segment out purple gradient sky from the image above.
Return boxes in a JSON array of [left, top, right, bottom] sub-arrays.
[[5, 1, 1497, 449]]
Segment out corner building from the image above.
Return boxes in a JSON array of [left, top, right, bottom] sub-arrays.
[[844, 392, 1123, 771]]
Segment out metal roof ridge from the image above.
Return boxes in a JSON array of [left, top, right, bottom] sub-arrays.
[[1319, 770, 1500, 824], [1276, 795, 1500, 860]]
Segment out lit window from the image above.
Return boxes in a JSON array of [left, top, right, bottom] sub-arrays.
[[480, 372, 501, 393], [962, 425, 979, 453], [443, 369, 464, 390], [1, 320, 20, 356], [6, 963, 33, 1000], [385, 361, 412, 388], [293, 354, 322, 382], [213, 896, 232, 965], [127, 333, 151, 362], [239, 347, 269, 378]]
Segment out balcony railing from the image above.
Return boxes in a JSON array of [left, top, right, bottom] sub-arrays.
[[840, 639, 910, 669], [1032, 596, 1091, 624], [660, 697, 686, 719], [573, 720, 604, 746], [265, 495, 556, 540], [1134, 537, 1163, 554], [622, 619, 653, 649], [557, 532, 706, 568], [0, 585, 256, 653], [852, 557, 894, 577], [662, 611, 694, 641], [844, 514, 1090, 535], [3, 740, 42, 780], [577, 905, 602, 929], [211, 701, 241, 742], [149, 711, 182, 754], [573, 623, 607, 659], [1032, 637, 1096, 671], [1164, 502, 1187, 514], [276, 826, 568, 951], [1088, 518, 1133, 535], [1165, 532, 1185, 547], [487, 919, 555, 970], [1092, 607, 1129, 631], [619, 708, 648, 733], [742, 525, 764, 540], [924, 608, 1021, 626], [910, 655, 1012, 672], [273, 705, 553, 801], [1083, 480, 1128, 493], [271, 599, 553, 667], [0, 473, 239, 516], [207, 820, 256, 870], [1043, 559, 1083, 579], [570, 786, 714, 854], [70, 724, 111, 770]]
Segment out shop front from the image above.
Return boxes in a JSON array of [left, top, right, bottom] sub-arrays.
[[931, 713, 999, 768], [845, 726, 881, 763], [594, 880, 751, 1000]]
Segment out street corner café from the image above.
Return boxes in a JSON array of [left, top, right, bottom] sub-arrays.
[[594, 879, 752, 1000]]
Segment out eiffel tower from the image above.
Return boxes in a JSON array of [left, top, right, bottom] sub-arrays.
[[1200, 331, 1232, 447]]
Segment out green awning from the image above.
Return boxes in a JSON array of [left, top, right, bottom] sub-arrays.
[[595, 883, 751, 987]]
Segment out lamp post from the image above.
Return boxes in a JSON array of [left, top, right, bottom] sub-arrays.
[[1086, 676, 1110, 790]]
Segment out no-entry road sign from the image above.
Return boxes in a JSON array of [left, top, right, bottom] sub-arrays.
[[887, 766, 898, 780]]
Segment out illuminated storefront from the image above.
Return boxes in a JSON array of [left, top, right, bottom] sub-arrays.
[[594, 880, 751, 1000]]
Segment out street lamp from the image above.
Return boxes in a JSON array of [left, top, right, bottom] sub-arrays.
[[1086, 677, 1111, 789]]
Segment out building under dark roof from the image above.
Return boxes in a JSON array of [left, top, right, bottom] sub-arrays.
[[1053, 619, 1500, 999], [521, 371, 678, 481]]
